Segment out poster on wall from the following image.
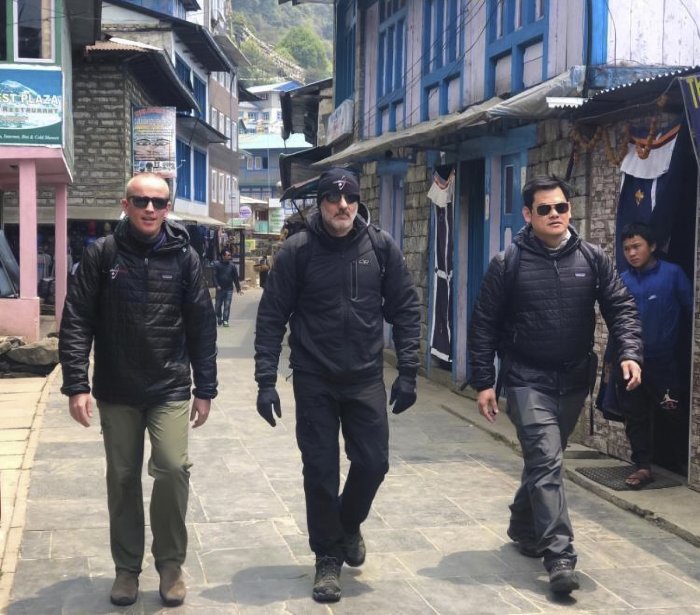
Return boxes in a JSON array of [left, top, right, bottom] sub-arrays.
[[132, 107, 177, 178], [0, 67, 63, 146]]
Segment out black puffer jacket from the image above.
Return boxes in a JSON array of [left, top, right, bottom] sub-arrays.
[[254, 208, 420, 385], [468, 225, 642, 394], [59, 219, 217, 405]]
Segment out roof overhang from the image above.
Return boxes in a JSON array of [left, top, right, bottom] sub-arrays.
[[65, 0, 101, 48], [279, 145, 332, 190], [313, 98, 501, 167], [172, 212, 226, 226], [85, 39, 199, 112], [214, 35, 251, 67], [572, 65, 699, 123], [106, 0, 231, 71], [176, 115, 227, 144], [281, 78, 333, 142], [240, 195, 267, 205]]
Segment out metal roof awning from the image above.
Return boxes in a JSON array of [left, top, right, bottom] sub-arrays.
[[313, 98, 501, 167], [172, 212, 226, 226], [280, 145, 332, 190], [214, 35, 250, 68], [176, 116, 227, 144], [2, 206, 122, 225], [240, 195, 268, 205], [280, 78, 333, 142]]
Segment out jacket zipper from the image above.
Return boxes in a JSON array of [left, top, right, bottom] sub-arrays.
[[553, 259, 563, 392]]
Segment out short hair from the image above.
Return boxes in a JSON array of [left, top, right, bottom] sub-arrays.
[[621, 222, 655, 246], [522, 175, 572, 209], [222, 249, 231, 257]]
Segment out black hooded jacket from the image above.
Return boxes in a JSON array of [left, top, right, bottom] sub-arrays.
[[254, 208, 420, 386], [59, 219, 217, 405], [468, 225, 642, 394]]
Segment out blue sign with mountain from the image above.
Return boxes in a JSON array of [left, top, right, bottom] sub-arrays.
[[0, 68, 63, 145]]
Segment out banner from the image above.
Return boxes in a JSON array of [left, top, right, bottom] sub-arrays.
[[132, 107, 177, 178], [679, 73, 700, 163], [0, 67, 63, 145]]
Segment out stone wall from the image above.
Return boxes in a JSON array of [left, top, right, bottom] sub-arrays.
[[361, 153, 432, 365]]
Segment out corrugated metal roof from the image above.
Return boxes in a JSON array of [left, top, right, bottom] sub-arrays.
[[239, 132, 312, 150], [587, 65, 700, 100]]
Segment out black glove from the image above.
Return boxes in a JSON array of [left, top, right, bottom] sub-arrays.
[[389, 375, 417, 414], [257, 387, 281, 427]]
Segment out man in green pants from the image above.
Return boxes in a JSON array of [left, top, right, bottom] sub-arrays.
[[59, 173, 217, 607]]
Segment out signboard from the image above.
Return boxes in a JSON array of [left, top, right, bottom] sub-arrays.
[[132, 107, 177, 178], [239, 205, 253, 219], [0, 67, 63, 145], [268, 208, 285, 233], [245, 238, 256, 252], [326, 98, 354, 144], [680, 73, 700, 163]]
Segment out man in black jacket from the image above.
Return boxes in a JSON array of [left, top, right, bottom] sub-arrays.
[[254, 167, 420, 603], [213, 248, 242, 326], [59, 174, 217, 608], [468, 175, 642, 595]]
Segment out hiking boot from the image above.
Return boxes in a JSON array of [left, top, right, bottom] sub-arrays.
[[217, 319, 223, 326], [110, 570, 139, 606], [312, 556, 342, 603], [223, 321, 229, 327], [343, 530, 366, 567], [548, 559, 580, 594], [507, 528, 545, 558], [158, 563, 186, 607]]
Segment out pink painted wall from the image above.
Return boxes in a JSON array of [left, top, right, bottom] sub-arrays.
[[0, 298, 40, 342]]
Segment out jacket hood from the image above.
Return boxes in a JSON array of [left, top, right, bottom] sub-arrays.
[[114, 217, 190, 254], [513, 223, 580, 257]]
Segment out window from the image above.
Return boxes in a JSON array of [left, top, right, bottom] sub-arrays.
[[175, 54, 192, 91], [486, 0, 547, 96], [263, 111, 270, 121], [246, 157, 253, 171], [15, 0, 54, 61], [249, 111, 258, 121], [276, 110, 283, 121], [232, 74, 238, 98], [336, 0, 356, 104], [231, 120, 238, 151], [219, 173, 225, 205], [193, 75, 206, 119], [211, 169, 218, 203], [376, 0, 407, 134], [225, 175, 231, 206], [211, 107, 218, 129], [421, 0, 460, 120], [176, 139, 191, 199], [219, 113, 226, 135], [247, 156, 267, 170], [193, 149, 207, 202], [225, 116, 231, 148]]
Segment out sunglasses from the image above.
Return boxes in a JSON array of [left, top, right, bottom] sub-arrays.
[[324, 193, 359, 204], [128, 196, 169, 210], [534, 202, 570, 216]]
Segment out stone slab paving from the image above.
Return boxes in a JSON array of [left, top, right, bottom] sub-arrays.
[[4, 288, 700, 614]]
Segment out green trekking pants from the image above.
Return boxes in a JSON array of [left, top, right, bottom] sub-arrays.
[[97, 398, 192, 573]]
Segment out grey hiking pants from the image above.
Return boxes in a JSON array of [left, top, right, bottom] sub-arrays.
[[98, 399, 192, 573], [504, 386, 588, 570]]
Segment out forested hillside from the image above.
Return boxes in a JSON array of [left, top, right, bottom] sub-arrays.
[[231, 0, 333, 84]]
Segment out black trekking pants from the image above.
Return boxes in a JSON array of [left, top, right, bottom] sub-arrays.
[[292, 371, 389, 560]]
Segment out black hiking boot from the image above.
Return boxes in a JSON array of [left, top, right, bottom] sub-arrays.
[[312, 556, 342, 603], [548, 558, 580, 594], [343, 530, 366, 567]]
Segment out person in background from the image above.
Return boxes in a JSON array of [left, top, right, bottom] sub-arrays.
[[614, 222, 693, 487], [468, 175, 643, 595], [213, 249, 242, 327], [59, 173, 217, 608], [254, 167, 421, 603]]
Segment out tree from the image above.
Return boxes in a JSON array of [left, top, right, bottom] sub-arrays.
[[276, 25, 331, 83]]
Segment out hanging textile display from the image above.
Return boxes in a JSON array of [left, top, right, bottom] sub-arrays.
[[429, 165, 455, 363], [615, 125, 681, 273]]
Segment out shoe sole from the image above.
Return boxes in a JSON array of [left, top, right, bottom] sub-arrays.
[[344, 554, 365, 567], [159, 591, 185, 607], [550, 574, 580, 594], [110, 595, 137, 606], [312, 591, 341, 603]]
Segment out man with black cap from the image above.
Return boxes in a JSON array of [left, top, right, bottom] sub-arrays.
[[254, 167, 421, 603]]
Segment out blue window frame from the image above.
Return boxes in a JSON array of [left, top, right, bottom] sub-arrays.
[[335, 0, 356, 105], [193, 149, 207, 202], [176, 139, 191, 200], [485, 0, 548, 97], [421, 0, 461, 120], [175, 54, 192, 91], [376, 0, 406, 135], [193, 75, 206, 119]]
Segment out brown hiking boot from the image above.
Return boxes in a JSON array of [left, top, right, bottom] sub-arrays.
[[158, 563, 186, 607], [110, 570, 139, 606]]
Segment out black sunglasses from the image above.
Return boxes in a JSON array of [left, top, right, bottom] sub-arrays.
[[324, 193, 359, 204], [128, 196, 169, 210], [535, 202, 570, 216]]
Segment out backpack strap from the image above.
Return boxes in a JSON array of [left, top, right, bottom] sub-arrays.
[[366, 224, 386, 280], [100, 235, 118, 279]]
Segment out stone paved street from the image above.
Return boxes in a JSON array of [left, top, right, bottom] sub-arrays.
[[5, 288, 700, 613]]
